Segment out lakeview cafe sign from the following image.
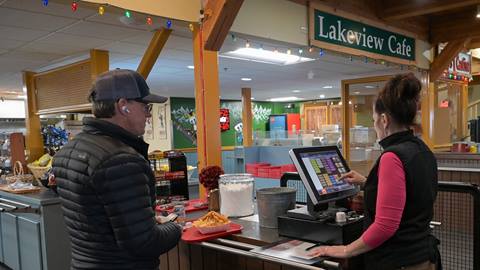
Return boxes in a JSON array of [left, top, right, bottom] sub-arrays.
[[310, 8, 416, 63]]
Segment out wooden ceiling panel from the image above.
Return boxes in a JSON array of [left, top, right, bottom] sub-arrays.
[[381, 0, 479, 21], [430, 9, 480, 44]]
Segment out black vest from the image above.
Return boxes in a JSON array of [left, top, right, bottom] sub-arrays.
[[363, 130, 439, 270]]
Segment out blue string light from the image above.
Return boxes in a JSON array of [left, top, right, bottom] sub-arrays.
[[319, 48, 324, 56], [166, 20, 172, 29], [42, 0, 48, 6]]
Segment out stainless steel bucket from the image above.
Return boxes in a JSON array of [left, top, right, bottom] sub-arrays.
[[256, 187, 296, 228]]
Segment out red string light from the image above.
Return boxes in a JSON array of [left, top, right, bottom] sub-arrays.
[[146, 17, 153, 25], [71, 1, 78, 12]]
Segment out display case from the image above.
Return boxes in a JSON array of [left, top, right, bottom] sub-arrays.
[[149, 150, 189, 204], [251, 127, 342, 148]]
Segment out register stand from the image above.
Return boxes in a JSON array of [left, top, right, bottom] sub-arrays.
[[278, 172, 363, 245], [278, 146, 366, 268]]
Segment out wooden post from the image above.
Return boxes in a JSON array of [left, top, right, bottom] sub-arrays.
[[241, 88, 253, 147], [10, 133, 26, 169], [137, 28, 172, 79], [23, 71, 44, 163], [90, 49, 109, 80], [428, 82, 437, 146], [192, 23, 222, 199], [341, 81, 350, 160], [420, 72, 434, 148]]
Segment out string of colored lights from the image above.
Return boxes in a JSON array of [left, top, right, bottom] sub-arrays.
[[39, 0, 472, 83]]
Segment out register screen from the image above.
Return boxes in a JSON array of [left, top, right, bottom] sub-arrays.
[[299, 150, 354, 195]]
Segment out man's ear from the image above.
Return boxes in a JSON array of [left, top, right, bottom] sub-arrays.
[[116, 98, 129, 116]]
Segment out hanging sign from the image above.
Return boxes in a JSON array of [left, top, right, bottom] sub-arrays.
[[447, 52, 471, 77], [309, 4, 416, 63]]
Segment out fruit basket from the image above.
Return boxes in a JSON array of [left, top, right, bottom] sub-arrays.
[[27, 164, 50, 180]]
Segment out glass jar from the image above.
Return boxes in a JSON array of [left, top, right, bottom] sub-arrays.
[[219, 174, 254, 217], [173, 204, 186, 226]]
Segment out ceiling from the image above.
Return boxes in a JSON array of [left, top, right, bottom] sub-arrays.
[[0, 0, 411, 102]]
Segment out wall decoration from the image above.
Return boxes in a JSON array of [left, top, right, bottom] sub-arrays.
[[220, 108, 230, 132], [157, 103, 168, 139], [170, 98, 289, 149], [144, 118, 154, 140]]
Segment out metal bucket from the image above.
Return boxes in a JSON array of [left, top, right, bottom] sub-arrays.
[[256, 187, 296, 228]]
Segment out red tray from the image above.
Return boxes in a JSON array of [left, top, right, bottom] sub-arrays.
[[155, 198, 208, 214], [181, 223, 243, 243], [185, 198, 208, 213]]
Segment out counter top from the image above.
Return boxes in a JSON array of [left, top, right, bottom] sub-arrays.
[[227, 216, 285, 246], [0, 187, 60, 206], [438, 166, 480, 172]]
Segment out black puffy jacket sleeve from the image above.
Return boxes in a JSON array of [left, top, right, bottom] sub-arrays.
[[91, 153, 181, 257]]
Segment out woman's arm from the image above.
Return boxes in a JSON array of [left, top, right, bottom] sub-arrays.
[[309, 152, 406, 258]]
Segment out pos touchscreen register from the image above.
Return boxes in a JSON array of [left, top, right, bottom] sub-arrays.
[[289, 146, 359, 207]]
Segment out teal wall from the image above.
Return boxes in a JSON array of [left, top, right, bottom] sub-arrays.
[[170, 98, 301, 149]]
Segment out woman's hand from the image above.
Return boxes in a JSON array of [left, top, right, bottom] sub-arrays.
[[308, 245, 350, 259], [339, 170, 366, 186]]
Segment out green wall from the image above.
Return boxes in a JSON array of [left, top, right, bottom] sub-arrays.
[[170, 98, 300, 149]]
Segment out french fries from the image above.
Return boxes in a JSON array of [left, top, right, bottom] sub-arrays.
[[193, 211, 230, 227]]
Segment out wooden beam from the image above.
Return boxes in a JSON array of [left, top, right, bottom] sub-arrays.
[[137, 28, 172, 79], [430, 9, 480, 44], [241, 88, 253, 147], [381, 0, 479, 21], [467, 37, 480, 49], [202, 0, 244, 51], [90, 49, 109, 81], [192, 23, 222, 199], [22, 71, 44, 163], [429, 38, 471, 82]]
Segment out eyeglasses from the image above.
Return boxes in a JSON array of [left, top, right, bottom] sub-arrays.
[[131, 99, 153, 114]]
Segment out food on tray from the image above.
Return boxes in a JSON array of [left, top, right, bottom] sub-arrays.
[[193, 211, 230, 228]]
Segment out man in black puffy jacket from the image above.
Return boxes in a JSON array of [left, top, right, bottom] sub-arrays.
[[52, 69, 182, 270]]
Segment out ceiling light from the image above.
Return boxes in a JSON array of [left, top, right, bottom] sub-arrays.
[[17, 95, 27, 99], [221, 47, 315, 66], [267, 96, 303, 102], [241, 77, 252, 81], [354, 91, 360, 94], [187, 65, 194, 69], [477, 5, 480, 18], [319, 94, 326, 99], [292, 90, 301, 93], [364, 85, 376, 89], [251, 97, 255, 100], [322, 85, 333, 89]]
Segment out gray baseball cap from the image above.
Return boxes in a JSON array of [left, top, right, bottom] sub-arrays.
[[89, 69, 167, 103]]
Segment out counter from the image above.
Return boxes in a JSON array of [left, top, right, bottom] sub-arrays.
[[160, 212, 360, 270], [0, 188, 70, 270]]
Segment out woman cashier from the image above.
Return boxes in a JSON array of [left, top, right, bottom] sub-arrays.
[[309, 73, 440, 270]]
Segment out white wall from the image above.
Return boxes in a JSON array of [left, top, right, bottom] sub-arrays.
[[232, 0, 431, 69], [0, 99, 26, 118], [144, 99, 173, 151]]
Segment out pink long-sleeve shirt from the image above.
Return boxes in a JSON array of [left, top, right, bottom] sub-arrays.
[[361, 152, 406, 248]]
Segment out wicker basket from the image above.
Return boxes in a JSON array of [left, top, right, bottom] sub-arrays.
[[6, 161, 35, 184], [27, 163, 51, 180]]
